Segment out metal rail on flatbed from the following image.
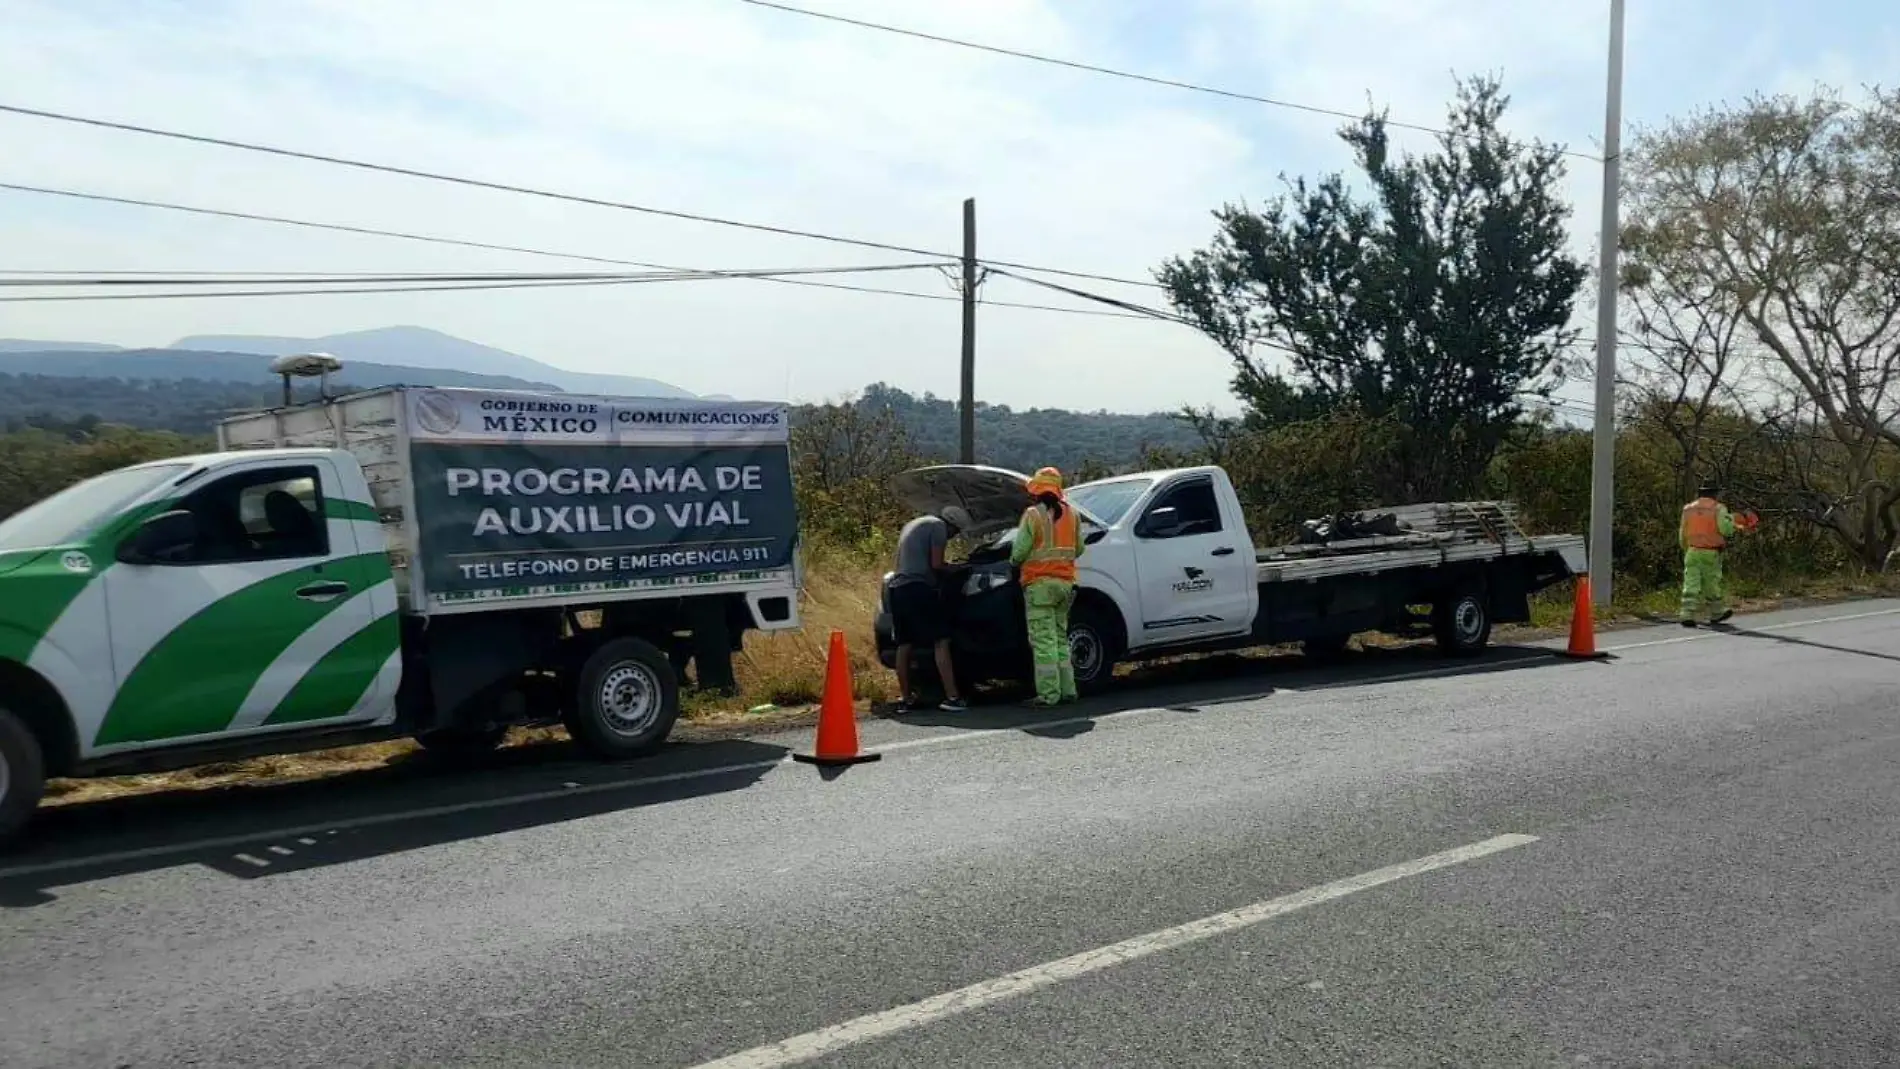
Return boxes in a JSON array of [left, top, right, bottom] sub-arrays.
[[1255, 501, 1588, 584]]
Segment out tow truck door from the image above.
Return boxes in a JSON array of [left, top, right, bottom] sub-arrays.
[[1128, 473, 1254, 646]]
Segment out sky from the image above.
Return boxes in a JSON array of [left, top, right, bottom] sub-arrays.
[[0, 0, 1893, 413]]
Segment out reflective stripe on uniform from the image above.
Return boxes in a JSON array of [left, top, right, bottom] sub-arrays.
[[1020, 505, 1080, 585]]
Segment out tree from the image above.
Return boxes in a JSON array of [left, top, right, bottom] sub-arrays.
[[789, 395, 926, 549], [1621, 87, 1900, 570], [1158, 75, 1586, 503]]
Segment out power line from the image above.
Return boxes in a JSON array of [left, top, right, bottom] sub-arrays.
[[0, 181, 1176, 320], [0, 272, 878, 303], [0, 263, 935, 288], [0, 105, 1160, 289], [733, 0, 1602, 164]]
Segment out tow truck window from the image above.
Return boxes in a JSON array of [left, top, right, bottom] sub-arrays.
[[1067, 478, 1152, 527], [1137, 478, 1222, 539]]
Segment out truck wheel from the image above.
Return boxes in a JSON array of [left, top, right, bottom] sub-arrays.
[[413, 723, 509, 764], [1302, 634, 1352, 660], [1067, 605, 1123, 695], [566, 637, 680, 760], [0, 707, 47, 847], [1432, 590, 1492, 656]]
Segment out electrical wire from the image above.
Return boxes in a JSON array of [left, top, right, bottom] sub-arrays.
[[0, 270, 921, 303], [0, 263, 938, 288], [732, 0, 1602, 164], [0, 105, 1161, 289], [0, 181, 1177, 315]]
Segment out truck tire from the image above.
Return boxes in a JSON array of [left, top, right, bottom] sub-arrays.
[[565, 637, 681, 760], [1432, 589, 1492, 656], [1301, 634, 1352, 660], [413, 723, 510, 764], [1067, 604, 1123, 695], [0, 707, 47, 847]]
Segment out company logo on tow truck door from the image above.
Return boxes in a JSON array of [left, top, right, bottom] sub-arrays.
[[1172, 565, 1213, 595]]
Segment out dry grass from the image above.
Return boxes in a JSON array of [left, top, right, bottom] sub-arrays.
[[42, 554, 1898, 807]]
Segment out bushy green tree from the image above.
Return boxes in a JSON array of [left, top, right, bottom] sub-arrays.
[[1160, 75, 1586, 503]]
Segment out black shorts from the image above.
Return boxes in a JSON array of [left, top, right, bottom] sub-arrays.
[[889, 582, 949, 646]]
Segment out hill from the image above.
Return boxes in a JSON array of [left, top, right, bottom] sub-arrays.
[[0, 339, 125, 353], [0, 373, 1200, 474], [171, 326, 693, 399], [0, 348, 559, 391]]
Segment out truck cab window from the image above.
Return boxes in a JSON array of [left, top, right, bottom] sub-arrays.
[[1137, 479, 1223, 539], [177, 467, 329, 563]]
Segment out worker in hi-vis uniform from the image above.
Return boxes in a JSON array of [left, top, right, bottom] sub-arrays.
[[1011, 467, 1083, 707], [1680, 482, 1753, 626]]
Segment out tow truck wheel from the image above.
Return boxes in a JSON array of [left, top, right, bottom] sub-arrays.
[[1432, 589, 1492, 656], [1301, 633, 1352, 660], [414, 723, 509, 763], [566, 637, 681, 760], [0, 707, 47, 846], [1067, 604, 1123, 695]]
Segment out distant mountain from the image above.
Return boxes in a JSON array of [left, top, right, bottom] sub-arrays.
[[0, 371, 1202, 474], [0, 348, 559, 391], [0, 339, 126, 353], [171, 325, 693, 399]]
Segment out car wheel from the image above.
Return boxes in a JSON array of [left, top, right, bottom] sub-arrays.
[[1432, 589, 1491, 656], [565, 637, 681, 760], [0, 707, 47, 848], [1067, 604, 1123, 695]]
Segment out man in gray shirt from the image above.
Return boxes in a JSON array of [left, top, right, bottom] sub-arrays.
[[889, 505, 972, 711]]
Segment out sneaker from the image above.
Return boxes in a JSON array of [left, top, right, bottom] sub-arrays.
[[939, 698, 969, 712], [1680, 619, 1698, 629], [1710, 609, 1734, 625]]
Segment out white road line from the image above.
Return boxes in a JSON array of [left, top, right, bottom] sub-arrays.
[[686, 833, 1540, 1069], [5, 604, 1887, 883], [1601, 605, 1900, 652], [0, 756, 797, 881]]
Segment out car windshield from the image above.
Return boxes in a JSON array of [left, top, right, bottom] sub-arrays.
[[1067, 478, 1153, 527], [0, 463, 188, 551]]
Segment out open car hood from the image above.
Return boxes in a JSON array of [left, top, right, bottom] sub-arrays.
[[889, 465, 1101, 538]]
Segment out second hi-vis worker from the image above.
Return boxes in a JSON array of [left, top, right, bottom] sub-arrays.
[[1010, 467, 1084, 707], [1680, 482, 1751, 627]]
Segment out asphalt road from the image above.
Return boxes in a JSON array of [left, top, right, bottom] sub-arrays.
[[4, 600, 1900, 1068]]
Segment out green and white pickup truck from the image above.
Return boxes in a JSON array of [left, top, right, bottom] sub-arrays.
[[0, 378, 803, 844]]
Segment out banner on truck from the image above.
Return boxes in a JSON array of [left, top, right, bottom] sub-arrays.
[[411, 441, 798, 602], [404, 387, 788, 447]]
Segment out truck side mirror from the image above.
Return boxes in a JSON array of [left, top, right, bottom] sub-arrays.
[[1136, 506, 1182, 539], [116, 510, 199, 565]]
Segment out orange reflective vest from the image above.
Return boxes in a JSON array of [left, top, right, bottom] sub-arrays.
[[1681, 497, 1727, 550], [1019, 503, 1080, 585]]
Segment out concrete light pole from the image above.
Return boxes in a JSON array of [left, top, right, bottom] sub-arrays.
[[1587, 0, 1627, 605]]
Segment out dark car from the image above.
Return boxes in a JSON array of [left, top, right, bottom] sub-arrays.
[[872, 465, 1109, 694]]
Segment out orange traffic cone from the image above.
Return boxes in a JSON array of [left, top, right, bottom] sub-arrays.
[[1558, 574, 1610, 660], [793, 629, 882, 766]]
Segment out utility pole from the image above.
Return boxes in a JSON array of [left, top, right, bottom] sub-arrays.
[[1588, 0, 1626, 605], [959, 197, 977, 465]]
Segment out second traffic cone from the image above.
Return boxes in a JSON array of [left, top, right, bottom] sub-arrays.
[[793, 629, 882, 766], [1558, 574, 1610, 660]]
